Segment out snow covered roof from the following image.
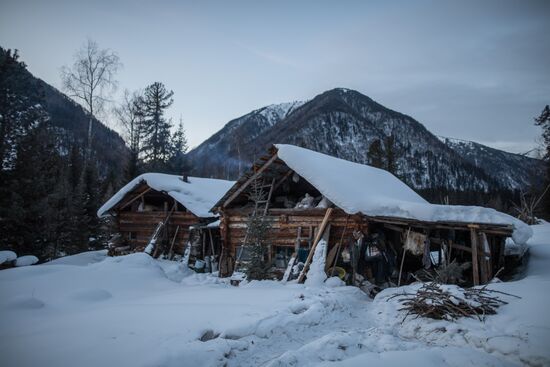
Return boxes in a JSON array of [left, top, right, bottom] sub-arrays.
[[217, 144, 532, 244], [275, 144, 532, 244], [97, 173, 235, 218]]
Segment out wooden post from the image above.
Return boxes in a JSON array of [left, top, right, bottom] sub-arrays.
[[297, 208, 333, 283], [208, 229, 216, 256], [470, 227, 480, 286], [498, 237, 506, 270], [478, 240, 487, 284], [167, 225, 180, 260], [479, 232, 492, 280]]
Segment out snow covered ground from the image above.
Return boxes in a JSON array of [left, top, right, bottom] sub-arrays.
[[1, 223, 549, 367]]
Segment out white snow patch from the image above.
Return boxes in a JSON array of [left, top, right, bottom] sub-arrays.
[[15, 255, 39, 267], [45, 250, 108, 266], [305, 240, 327, 286], [257, 101, 305, 125], [0, 250, 17, 264]]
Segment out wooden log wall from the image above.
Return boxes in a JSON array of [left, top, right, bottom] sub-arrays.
[[117, 211, 201, 254], [220, 208, 369, 258]]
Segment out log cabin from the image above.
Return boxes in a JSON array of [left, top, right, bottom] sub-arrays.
[[212, 144, 532, 286], [97, 173, 234, 261]]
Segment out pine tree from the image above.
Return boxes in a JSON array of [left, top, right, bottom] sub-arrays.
[[367, 139, 384, 169], [69, 176, 91, 253], [535, 105, 550, 160], [4, 124, 63, 257], [168, 118, 191, 174], [384, 134, 399, 176], [172, 118, 189, 156], [367, 135, 400, 176], [139, 82, 174, 171], [81, 160, 102, 248], [535, 105, 550, 218], [0, 47, 47, 170]]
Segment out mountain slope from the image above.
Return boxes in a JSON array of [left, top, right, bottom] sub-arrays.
[[189, 101, 304, 178], [37, 78, 129, 179], [188, 88, 541, 193], [439, 137, 541, 190]]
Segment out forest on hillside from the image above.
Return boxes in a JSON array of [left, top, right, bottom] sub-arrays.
[[0, 44, 191, 260]]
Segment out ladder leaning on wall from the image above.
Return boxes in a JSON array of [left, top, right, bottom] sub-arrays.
[[234, 177, 276, 267]]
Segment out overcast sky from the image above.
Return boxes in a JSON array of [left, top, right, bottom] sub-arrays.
[[1, 0, 549, 153]]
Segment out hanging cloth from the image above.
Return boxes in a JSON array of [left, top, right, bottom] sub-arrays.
[[422, 237, 431, 269]]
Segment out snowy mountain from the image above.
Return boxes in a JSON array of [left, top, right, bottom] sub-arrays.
[[188, 100, 306, 178], [188, 88, 542, 193], [438, 137, 541, 191]]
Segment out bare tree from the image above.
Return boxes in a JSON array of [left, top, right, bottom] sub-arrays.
[[114, 90, 143, 153], [512, 184, 550, 225], [61, 38, 121, 158], [114, 90, 144, 178]]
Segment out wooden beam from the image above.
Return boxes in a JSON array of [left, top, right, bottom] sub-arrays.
[[384, 223, 405, 233], [470, 228, 480, 286], [298, 208, 333, 283], [449, 242, 472, 253], [119, 187, 152, 211], [222, 153, 279, 208], [272, 169, 294, 193], [479, 232, 492, 280]]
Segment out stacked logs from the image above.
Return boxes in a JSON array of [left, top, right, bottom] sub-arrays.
[[389, 282, 519, 322]]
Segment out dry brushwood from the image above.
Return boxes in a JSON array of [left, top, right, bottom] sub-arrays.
[[388, 282, 520, 322]]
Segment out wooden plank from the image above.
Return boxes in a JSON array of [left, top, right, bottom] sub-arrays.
[[479, 232, 493, 280], [449, 243, 472, 253], [478, 239, 487, 284], [384, 223, 404, 233], [298, 208, 333, 283], [272, 169, 294, 193], [168, 226, 180, 260], [282, 255, 296, 282], [470, 228, 480, 286], [222, 153, 279, 208], [119, 187, 152, 210]]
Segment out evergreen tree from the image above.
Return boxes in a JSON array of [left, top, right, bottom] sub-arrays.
[[367, 135, 400, 175], [172, 118, 189, 156], [139, 82, 174, 170], [535, 105, 550, 160], [0, 48, 47, 171], [69, 175, 91, 253], [81, 160, 102, 248], [385, 134, 398, 175], [367, 139, 384, 169], [535, 105, 550, 217], [167, 117, 191, 174], [4, 124, 63, 257], [49, 165, 73, 259], [68, 144, 83, 190]]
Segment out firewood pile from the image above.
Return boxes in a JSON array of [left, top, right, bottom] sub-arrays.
[[389, 282, 519, 322]]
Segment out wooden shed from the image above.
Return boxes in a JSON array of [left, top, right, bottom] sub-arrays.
[[97, 173, 234, 261], [213, 145, 531, 287]]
